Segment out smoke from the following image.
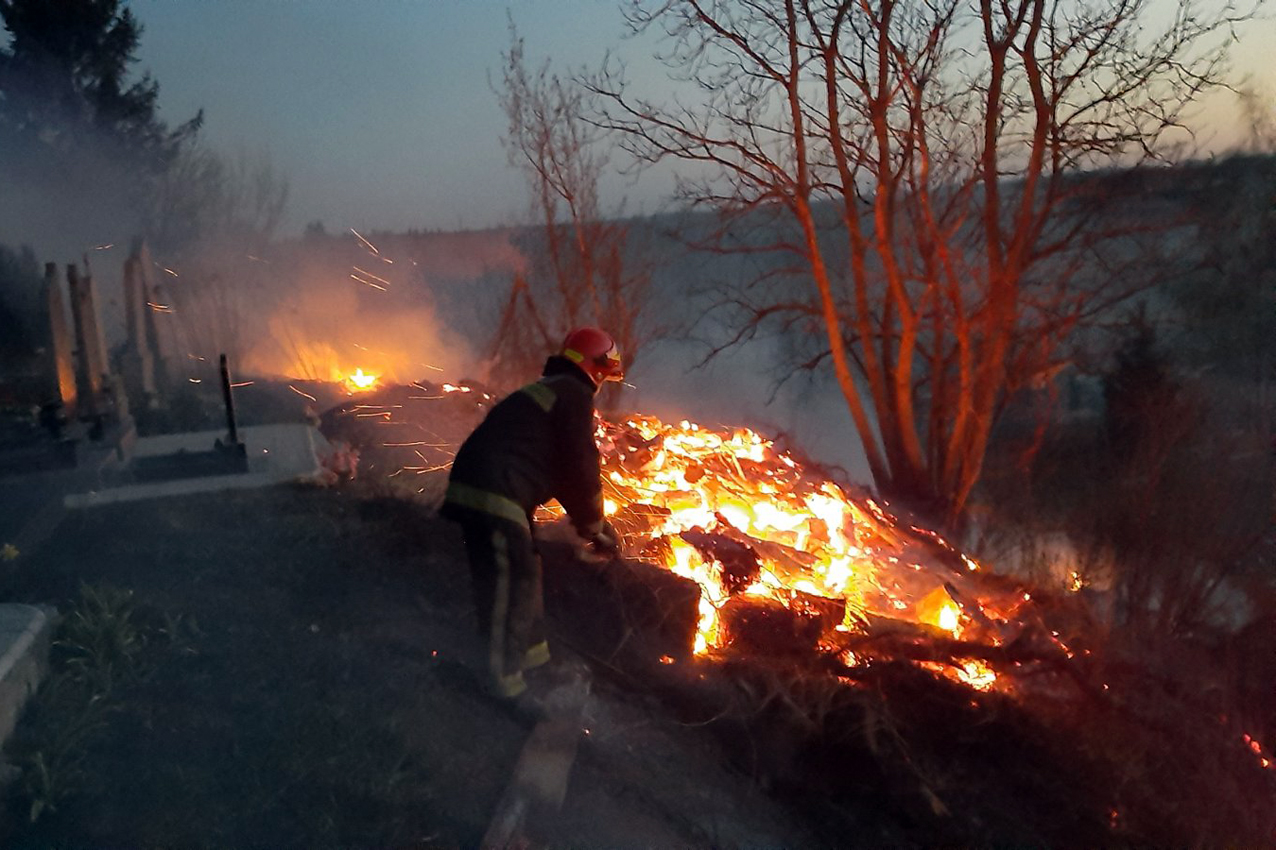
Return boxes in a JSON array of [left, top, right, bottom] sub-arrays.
[[0, 140, 148, 263], [151, 234, 498, 389], [0, 137, 148, 356], [625, 336, 873, 485], [2, 162, 873, 487], [240, 266, 474, 386]]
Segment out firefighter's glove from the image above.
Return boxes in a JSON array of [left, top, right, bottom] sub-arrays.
[[586, 520, 620, 556]]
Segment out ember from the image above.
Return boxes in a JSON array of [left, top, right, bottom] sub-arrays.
[[1243, 733, 1273, 770]]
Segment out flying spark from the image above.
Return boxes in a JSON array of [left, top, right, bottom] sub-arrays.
[[350, 228, 380, 255], [350, 273, 387, 292], [352, 266, 391, 286]]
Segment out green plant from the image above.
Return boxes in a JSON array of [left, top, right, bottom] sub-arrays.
[[5, 583, 193, 825], [14, 686, 109, 824], [54, 583, 145, 696]]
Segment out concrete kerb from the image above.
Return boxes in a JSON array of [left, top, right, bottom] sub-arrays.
[[0, 606, 54, 746]]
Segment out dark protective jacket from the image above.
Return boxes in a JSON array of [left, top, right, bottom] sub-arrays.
[[441, 356, 604, 534]]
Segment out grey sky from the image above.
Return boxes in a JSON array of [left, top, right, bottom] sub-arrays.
[[131, 0, 1274, 238]]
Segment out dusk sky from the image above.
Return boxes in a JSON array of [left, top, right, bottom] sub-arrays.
[[130, 0, 1276, 238], [133, 0, 670, 235]]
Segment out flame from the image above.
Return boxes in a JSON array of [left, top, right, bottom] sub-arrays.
[[250, 332, 404, 391], [593, 415, 1017, 689], [916, 586, 963, 636], [319, 383, 1032, 690], [344, 368, 379, 392], [937, 603, 961, 633], [955, 659, 997, 690]]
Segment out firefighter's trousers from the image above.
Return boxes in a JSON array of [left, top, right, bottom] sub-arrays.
[[455, 513, 550, 698]]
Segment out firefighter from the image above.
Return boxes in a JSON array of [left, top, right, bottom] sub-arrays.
[[440, 327, 623, 699]]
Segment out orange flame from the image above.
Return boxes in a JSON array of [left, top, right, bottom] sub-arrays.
[[343, 368, 379, 393]]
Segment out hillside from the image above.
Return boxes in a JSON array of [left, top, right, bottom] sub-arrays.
[[0, 477, 1272, 847]]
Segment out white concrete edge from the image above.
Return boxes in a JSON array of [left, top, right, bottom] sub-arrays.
[[63, 471, 299, 509], [61, 423, 329, 509], [0, 606, 49, 685]]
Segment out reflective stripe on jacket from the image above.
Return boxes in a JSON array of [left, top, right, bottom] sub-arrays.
[[443, 481, 529, 529]]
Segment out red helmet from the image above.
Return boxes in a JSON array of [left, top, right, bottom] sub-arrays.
[[560, 327, 624, 387]]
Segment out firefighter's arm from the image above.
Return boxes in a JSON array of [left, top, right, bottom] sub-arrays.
[[554, 386, 608, 540], [584, 518, 619, 555]]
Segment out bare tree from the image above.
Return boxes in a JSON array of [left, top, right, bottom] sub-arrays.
[[586, 0, 1254, 525], [144, 144, 290, 375], [1236, 84, 1276, 152], [493, 23, 654, 392], [148, 144, 290, 255]]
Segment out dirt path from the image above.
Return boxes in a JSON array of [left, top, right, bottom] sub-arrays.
[[0, 483, 814, 848]]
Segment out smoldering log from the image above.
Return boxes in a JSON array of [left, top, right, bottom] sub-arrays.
[[679, 526, 761, 595], [539, 541, 701, 668], [604, 428, 661, 466], [711, 520, 818, 583], [941, 580, 1012, 644], [696, 454, 802, 491], [790, 589, 847, 626], [719, 592, 844, 656], [857, 612, 957, 643], [634, 535, 674, 567], [609, 502, 670, 539], [826, 627, 1083, 681], [833, 631, 1114, 705]]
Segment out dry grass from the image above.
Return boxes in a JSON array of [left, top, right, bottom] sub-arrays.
[[969, 366, 1276, 845]]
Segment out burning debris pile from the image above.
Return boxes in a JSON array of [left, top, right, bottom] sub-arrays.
[[586, 415, 1077, 691]]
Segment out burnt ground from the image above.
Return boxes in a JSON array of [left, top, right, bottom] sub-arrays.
[[0, 482, 820, 848]]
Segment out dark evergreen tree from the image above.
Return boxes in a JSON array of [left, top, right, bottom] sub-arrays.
[[1102, 306, 1181, 463], [0, 0, 200, 192], [0, 243, 41, 359]]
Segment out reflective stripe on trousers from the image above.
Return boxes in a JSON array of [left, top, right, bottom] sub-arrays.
[[457, 514, 548, 699]]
